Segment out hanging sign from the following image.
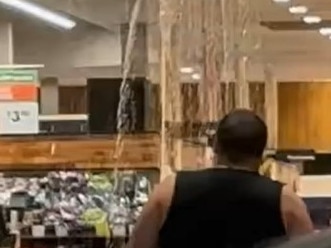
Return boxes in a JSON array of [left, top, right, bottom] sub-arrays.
[[0, 102, 39, 134], [0, 70, 39, 135], [0, 85, 38, 101], [0, 70, 38, 84], [0, 69, 38, 101]]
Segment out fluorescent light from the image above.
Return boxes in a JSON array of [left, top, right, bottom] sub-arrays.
[[0, 0, 76, 30], [289, 5, 308, 14], [192, 73, 201, 80], [303, 15, 322, 24], [180, 67, 194, 74], [272, 0, 290, 3], [0, 64, 45, 69], [319, 27, 331, 36]]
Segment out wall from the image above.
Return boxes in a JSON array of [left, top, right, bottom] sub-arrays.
[[269, 61, 331, 82], [10, 13, 331, 83], [300, 176, 331, 197], [13, 20, 122, 81], [11, 17, 124, 113], [10, 4, 331, 133]]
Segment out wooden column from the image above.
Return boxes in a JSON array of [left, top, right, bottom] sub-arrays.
[[264, 64, 278, 148]]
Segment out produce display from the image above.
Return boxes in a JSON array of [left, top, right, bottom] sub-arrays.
[[0, 171, 152, 237]]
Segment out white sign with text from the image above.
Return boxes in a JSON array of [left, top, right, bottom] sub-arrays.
[[0, 102, 39, 134]]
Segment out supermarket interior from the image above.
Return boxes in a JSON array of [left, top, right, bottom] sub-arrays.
[[0, 0, 331, 247]]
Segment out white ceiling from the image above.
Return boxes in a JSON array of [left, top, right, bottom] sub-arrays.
[[26, 0, 331, 62], [256, 0, 331, 64], [259, 0, 331, 21], [29, 0, 149, 29], [2, 0, 331, 80]]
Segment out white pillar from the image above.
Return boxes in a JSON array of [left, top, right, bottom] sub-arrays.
[[0, 22, 14, 64], [264, 64, 278, 149], [235, 56, 250, 108], [40, 77, 59, 115]]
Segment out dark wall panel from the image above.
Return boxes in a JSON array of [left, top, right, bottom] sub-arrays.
[[87, 79, 145, 134], [59, 86, 87, 114]]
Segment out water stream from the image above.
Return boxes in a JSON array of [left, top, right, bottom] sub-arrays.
[[114, 0, 143, 160]]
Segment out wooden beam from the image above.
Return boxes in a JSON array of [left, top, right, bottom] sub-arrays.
[[0, 134, 160, 170]]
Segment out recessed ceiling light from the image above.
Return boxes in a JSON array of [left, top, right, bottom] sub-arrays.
[[180, 67, 194, 74], [303, 15, 322, 24], [320, 28, 331, 36], [289, 5, 308, 14], [319, 28, 331, 36], [192, 73, 201, 80], [272, 0, 290, 3]]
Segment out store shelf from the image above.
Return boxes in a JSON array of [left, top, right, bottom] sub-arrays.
[[0, 161, 160, 171]]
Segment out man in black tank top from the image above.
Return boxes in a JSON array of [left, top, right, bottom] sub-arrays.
[[127, 109, 313, 248]]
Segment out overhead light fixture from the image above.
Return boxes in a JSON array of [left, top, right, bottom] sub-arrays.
[[319, 27, 331, 36], [192, 73, 201, 80], [289, 5, 308, 14], [180, 67, 194, 74], [303, 15, 322, 24], [272, 0, 290, 3], [0, 0, 76, 30]]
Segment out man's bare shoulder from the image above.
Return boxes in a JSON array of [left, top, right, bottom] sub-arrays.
[[153, 174, 176, 204], [126, 176, 176, 248], [281, 186, 307, 211], [281, 185, 314, 236], [143, 174, 176, 228]]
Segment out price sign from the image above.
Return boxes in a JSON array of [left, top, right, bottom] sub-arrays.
[[0, 102, 39, 134]]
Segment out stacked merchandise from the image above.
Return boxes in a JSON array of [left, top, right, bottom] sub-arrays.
[[0, 171, 152, 238], [259, 158, 301, 192]]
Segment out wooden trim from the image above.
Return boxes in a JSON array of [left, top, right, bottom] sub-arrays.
[[0, 134, 159, 170]]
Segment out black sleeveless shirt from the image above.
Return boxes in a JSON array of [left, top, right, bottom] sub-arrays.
[[158, 168, 286, 248]]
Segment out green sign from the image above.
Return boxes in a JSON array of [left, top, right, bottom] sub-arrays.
[[0, 70, 38, 83]]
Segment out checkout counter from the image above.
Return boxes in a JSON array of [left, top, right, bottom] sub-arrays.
[[266, 149, 331, 230]]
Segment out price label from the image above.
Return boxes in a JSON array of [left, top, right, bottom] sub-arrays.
[[0, 102, 38, 134], [112, 225, 126, 237]]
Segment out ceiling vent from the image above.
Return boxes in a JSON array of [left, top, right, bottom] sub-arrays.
[[261, 20, 331, 31]]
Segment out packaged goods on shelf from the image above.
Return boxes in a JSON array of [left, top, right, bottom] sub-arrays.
[[0, 170, 152, 238]]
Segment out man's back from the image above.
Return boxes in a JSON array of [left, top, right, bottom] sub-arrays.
[[127, 110, 313, 248], [159, 168, 286, 248]]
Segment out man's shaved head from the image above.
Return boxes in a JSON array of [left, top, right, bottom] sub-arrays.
[[214, 109, 267, 164]]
